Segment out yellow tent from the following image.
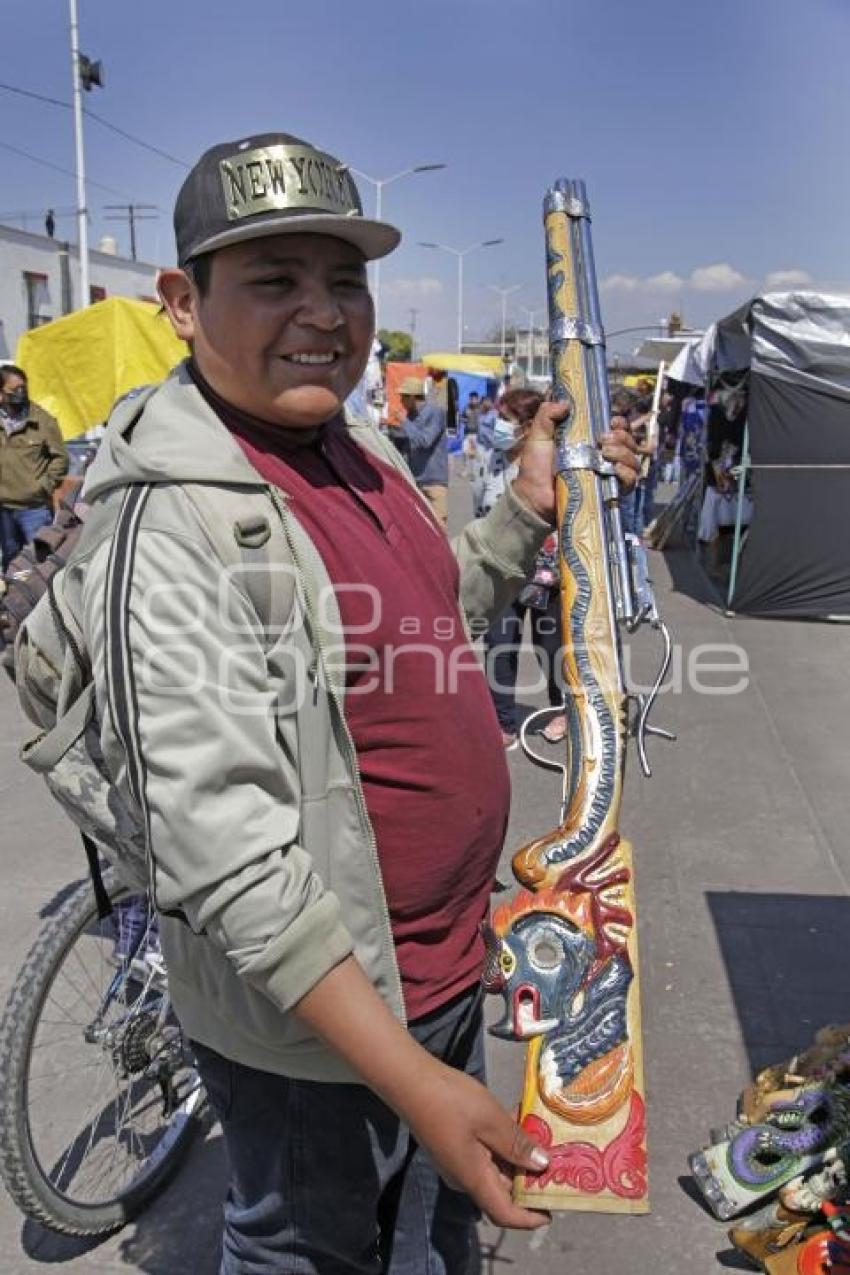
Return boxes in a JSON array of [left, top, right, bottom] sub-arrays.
[[15, 298, 188, 439], [421, 351, 506, 378]]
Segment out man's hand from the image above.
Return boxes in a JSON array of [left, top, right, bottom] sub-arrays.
[[510, 400, 568, 523], [293, 957, 550, 1230], [402, 1060, 551, 1231], [511, 401, 641, 523]]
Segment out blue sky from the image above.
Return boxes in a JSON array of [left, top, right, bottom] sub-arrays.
[[5, 0, 849, 356]]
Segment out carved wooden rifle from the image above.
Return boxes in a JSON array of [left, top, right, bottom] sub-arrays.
[[483, 179, 674, 1214]]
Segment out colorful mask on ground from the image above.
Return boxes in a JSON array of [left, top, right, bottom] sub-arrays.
[[690, 1025, 850, 1270]]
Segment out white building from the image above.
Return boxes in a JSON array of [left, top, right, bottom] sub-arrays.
[[0, 224, 159, 359]]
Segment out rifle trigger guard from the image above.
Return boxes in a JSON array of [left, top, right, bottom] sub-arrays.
[[519, 709, 571, 821], [629, 619, 676, 777], [557, 441, 617, 478]]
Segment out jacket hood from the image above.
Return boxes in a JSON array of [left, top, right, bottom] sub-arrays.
[[83, 362, 273, 500]]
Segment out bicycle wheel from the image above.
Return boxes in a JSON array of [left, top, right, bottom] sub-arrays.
[[0, 868, 205, 1236]]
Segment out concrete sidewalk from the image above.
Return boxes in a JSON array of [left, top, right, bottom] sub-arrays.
[[0, 527, 848, 1273]]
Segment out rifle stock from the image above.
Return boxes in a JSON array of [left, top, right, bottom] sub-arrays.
[[483, 180, 674, 1214]]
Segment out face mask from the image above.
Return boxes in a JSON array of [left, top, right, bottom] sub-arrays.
[[3, 388, 28, 413], [492, 417, 518, 451]]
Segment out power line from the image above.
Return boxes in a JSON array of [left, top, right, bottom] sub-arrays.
[[0, 139, 130, 196], [0, 80, 190, 168], [0, 82, 67, 110], [83, 109, 189, 168]]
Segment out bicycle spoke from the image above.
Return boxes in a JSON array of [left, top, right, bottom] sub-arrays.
[[1, 878, 201, 1227]]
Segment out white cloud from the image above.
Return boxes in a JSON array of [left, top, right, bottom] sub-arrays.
[[689, 263, 752, 292], [600, 273, 640, 292], [382, 276, 444, 300], [602, 264, 751, 295], [644, 271, 684, 292], [764, 268, 812, 288]]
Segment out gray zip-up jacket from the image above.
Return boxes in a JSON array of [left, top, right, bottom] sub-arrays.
[[78, 363, 549, 1081]]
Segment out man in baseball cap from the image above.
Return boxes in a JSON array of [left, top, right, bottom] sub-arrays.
[[393, 374, 450, 526], [83, 131, 638, 1270]]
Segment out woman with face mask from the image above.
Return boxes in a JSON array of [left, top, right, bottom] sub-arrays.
[[482, 389, 566, 749], [0, 365, 69, 574]]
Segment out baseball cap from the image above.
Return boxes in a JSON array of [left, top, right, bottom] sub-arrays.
[[399, 377, 426, 397], [174, 131, 401, 266]]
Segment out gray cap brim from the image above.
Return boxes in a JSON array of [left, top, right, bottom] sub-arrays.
[[186, 213, 401, 264]]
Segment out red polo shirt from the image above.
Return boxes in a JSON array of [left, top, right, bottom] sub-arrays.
[[214, 398, 510, 1020]]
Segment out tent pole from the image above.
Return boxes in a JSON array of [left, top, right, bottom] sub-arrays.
[[726, 420, 751, 611]]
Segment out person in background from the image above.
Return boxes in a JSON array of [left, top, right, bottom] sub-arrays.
[[609, 387, 638, 534], [471, 395, 498, 516], [0, 365, 68, 573], [480, 389, 566, 749], [657, 389, 679, 482], [456, 390, 481, 478], [462, 390, 481, 438], [677, 387, 708, 541], [392, 375, 449, 527], [630, 393, 659, 538]]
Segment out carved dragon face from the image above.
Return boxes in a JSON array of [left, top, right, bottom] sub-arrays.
[[482, 912, 593, 1041]]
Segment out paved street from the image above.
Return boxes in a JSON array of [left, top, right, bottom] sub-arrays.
[[0, 477, 848, 1273]]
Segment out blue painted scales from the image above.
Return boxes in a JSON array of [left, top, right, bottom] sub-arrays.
[[482, 180, 674, 1214]]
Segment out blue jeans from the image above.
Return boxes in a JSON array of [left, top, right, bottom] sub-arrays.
[[634, 463, 658, 536], [193, 986, 485, 1274], [0, 503, 53, 572], [619, 488, 638, 536]]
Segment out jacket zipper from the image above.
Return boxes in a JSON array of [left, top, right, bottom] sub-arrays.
[[267, 488, 404, 1022]]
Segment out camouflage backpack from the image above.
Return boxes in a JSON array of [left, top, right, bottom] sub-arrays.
[[0, 488, 85, 675]]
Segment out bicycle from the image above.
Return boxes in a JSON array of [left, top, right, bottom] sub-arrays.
[[0, 866, 205, 1237]]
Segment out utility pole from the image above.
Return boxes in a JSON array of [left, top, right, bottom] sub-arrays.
[[103, 203, 158, 260], [68, 0, 103, 307], [408, 308, 419, 362]]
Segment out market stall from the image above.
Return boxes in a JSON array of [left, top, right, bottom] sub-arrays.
[[667, 292, 850, 619], [15, 298, 188, 439]]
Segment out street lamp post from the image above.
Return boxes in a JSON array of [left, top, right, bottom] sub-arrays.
[[520, 307, 539, 378], [351, 163, 446, 332], [420, 239, 505, 352], [486, 283, 522, 362]]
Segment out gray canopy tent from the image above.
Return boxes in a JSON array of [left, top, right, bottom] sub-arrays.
[[667, 292, 850, 620]]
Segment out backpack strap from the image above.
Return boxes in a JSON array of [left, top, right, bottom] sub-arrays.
[[181, 483, 295, 640], [81, 832, 112, 920], [22, 681, 96, 772]]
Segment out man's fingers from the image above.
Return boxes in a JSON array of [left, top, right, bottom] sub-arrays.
[[527, 399, 570, 440], [475, 1167, 551, 1231], [484, 1113, 549, 1175], [483, 1196, 552, 1231], [510, 1124, 550, 1171]]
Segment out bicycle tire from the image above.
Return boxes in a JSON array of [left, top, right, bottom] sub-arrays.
[[0, 868, 204, 1237]]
